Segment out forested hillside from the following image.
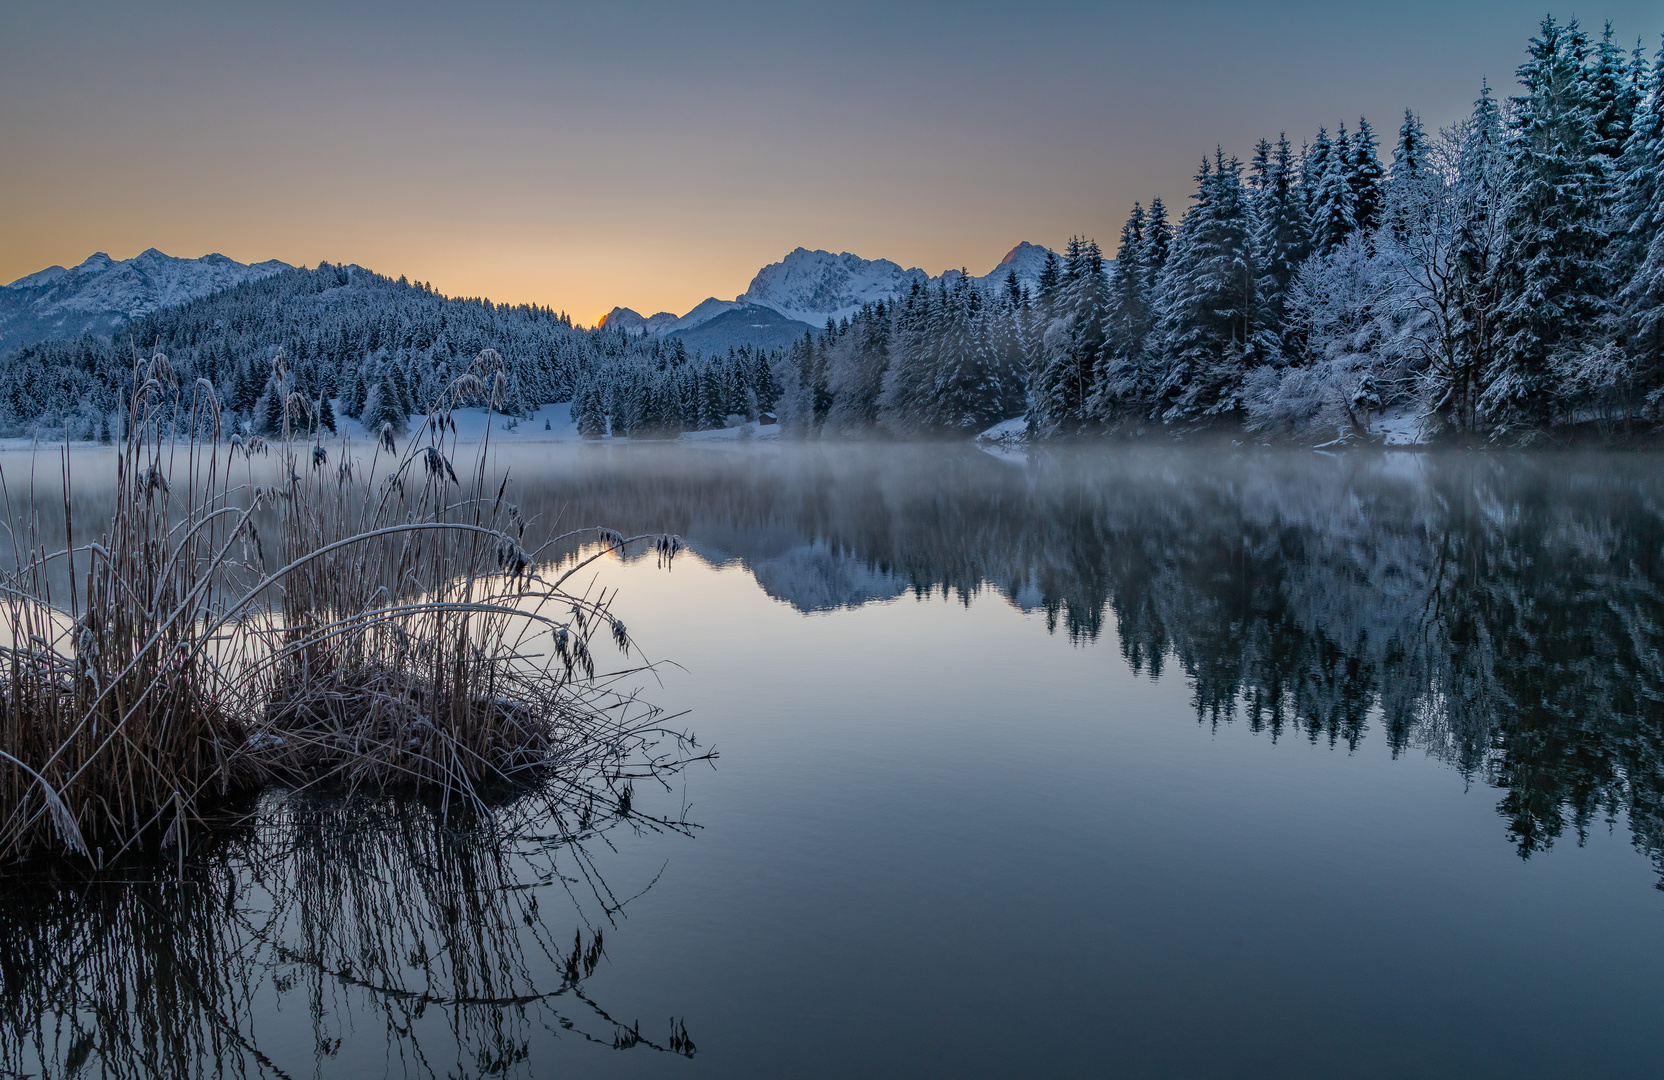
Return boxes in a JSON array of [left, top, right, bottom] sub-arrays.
[[0, 262, 780, 440]]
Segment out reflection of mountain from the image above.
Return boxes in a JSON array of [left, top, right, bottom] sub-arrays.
[[494, 443, 1664, 882], [694, 536, 909, 612]]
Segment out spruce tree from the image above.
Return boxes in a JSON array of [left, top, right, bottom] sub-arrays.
[[1350, 117, 1387, 234], [1610, 35, 1664, 402], [343, 368, 368, 419], [1094, 204, 1150, 421], [1143, 198, 1172, 282], [1151, 151, 1265, 422], [879, 281, 941, 434], [316, 392, 337, 434], [1310, 126, 1358, 254], [1030, 236, 1109, 436], [1254, 134, 1311, 340], [574, 382, 607, 438], [1104, 203, 1148, 360], [364, 380, 409, 437], [1302, 128, 1333, 206], [1036, 251, 1062, 313], [1391, 109, 1428, 182], [388, 364, 414, 417], [231, 359, 260, 416], [1486, 16, 1610, 431], [257, 379, 285, 437], [1443, 82, 1510, 434], [1590, 22, 1640, 159]]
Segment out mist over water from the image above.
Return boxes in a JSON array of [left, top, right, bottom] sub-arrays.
[[5, 441, 1664, 1077]]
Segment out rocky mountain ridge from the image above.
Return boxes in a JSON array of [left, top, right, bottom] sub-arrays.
[[600, 241, 1057, 350], [2, 249, 291, 350]]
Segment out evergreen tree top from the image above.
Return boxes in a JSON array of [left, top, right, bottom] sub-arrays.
[[1392, 109, 1427, 178]]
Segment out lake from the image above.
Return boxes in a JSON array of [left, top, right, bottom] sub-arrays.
[[4, 440, 1664, 1078]]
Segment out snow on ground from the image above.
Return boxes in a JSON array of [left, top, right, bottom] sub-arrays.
[[978, 417, 1028, 442], [1367, 407, 1425, 446]]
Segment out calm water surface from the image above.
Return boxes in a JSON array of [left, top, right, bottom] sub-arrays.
[[4, 441, 1664, 1078]]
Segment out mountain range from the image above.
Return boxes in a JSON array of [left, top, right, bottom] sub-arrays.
[[599, 241, 1056, 352], [1, 249, 291, 350], [1, 241, 1059, 356]]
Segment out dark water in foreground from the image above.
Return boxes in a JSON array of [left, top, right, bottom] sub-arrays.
[[5, 441, 1664, 1078]]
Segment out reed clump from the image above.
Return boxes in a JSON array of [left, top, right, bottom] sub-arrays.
[[0, 348, 694, 866]]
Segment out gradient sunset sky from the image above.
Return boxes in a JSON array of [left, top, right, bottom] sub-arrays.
[[3, 1, 1660, 325]]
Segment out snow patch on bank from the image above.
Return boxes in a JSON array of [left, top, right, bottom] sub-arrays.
[[1367, 407, 1426, 446]]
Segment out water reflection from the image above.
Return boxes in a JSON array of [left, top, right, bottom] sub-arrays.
[[5, 440, 1663, 1076], [484, 442, 1664, 881], [0, 788, 698, 1078]]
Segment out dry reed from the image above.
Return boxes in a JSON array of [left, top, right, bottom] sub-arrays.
[[0, 348, 700, 867]]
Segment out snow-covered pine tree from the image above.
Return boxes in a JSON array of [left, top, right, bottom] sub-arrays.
[[1302, 128, 1332, 209], [1609, 35, 1664, 407], [574, 380, 607, 438], [930, 275, 992, 431], [343, 367, 368, 419], [1036, 251, 1062, 314], [387, 364, 415, 417], [1004, 269, 1024, 309], [1485, 16, 1610, 432], [1590, 22, 1641, 160], [256, 375, 285, 436], [1151, 151, 1266, 423], [1351, 118, 1387, 235], [633, 368, 682, 438], [776, 332, 822, 437], [363, 378, 409, 437], [1391, 109, 1429, 182], [1093, 203, 1151, 422], [1106, 203, 1148, 356], [1310, 126, 1359, 255], [986, 288, 1028, 422], [1144, 198, 1172, 281], [826, 302, 892, 432], [1441, 82, 1512, 434], [316, 392, 337, 434], [1253, 134, 1311, 341], [879, 280, 941, 435], [231, 358, 260, 417], [1029, 236, 1109, 437]]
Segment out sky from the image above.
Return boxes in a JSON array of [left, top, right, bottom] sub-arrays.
[[3, 1, 1660, 326]]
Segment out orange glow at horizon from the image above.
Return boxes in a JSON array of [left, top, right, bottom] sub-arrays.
[[7, 2, 1652, 330]]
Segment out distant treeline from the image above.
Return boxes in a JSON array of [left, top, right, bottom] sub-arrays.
[[1, 15, 1659, 444]]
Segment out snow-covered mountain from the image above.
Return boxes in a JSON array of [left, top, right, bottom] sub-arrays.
[[736, 242, 1056, 326], [596, 307, 681, 336], [1, 249, 291, 351], [738, 248, 933, 326], [603, 242, 1059, 351]]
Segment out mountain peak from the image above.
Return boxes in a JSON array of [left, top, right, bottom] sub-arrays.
[[1, 249, 291, 351]]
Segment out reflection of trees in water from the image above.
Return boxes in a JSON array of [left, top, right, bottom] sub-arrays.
[[503, 443, 1664, 881], [0, 788, 698, 1078]]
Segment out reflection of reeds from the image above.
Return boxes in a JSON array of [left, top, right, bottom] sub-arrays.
[[0, 788, 697, 1079], [0, 348, 705, 866]]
